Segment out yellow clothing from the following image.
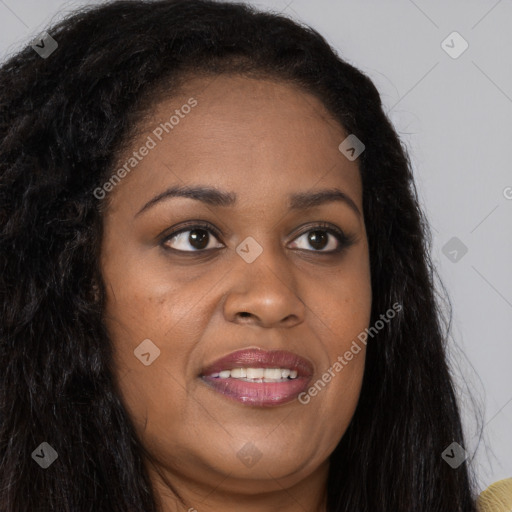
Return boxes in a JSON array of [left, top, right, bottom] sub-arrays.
[[477, 478, 512, 512]]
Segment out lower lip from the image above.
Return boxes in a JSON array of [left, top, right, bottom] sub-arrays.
[[201, 376, 311, 407]]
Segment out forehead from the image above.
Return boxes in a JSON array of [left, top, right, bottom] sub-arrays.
[[107, 74, 362, 213]]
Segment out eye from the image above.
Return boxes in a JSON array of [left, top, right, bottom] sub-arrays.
[[161, 222, 355, 254], [288, 223, 354, 253], [162, 223, 224, 252]]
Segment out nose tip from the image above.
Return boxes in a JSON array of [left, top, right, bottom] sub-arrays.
[[223, 254, 306, 329]]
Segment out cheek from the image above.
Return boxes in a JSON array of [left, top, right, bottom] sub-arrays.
[[101, 249, 225, 419], [102, 247, 218, 343], [305, 245, 372, 343], [298, 249, 371, 429], [102, 269, 206, 438], [103, 279, 202, 391]]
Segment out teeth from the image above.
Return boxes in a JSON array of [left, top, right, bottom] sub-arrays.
[[246, 368, 264, 379], [210, 368, 299, 381], [230, 368, 247, 378], [263, 368, 282, 379]]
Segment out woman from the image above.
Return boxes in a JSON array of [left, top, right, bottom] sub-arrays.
[[0, 0, 479, 510]]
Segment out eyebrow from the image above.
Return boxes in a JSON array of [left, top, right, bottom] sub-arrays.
[[135, 184, 361, 217]]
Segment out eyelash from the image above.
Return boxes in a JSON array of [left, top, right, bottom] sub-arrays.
[[161, 221, 356, 255]]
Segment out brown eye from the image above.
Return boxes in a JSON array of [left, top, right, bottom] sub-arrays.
[[307, 230, 329, 250], [163, 225, 224, 252], [288, 224, 355, 253], [289, 229, 338, 252]]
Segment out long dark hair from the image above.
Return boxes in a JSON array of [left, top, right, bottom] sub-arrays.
[[0, 1, 478, 510]]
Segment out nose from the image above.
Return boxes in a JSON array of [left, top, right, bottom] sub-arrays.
[[223, 244, 306, 328]]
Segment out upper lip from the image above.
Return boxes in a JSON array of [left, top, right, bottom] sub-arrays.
[[201, 348, 314, 377]]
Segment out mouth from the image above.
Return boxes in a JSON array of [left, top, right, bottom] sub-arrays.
[[200, 348, 313, 407]]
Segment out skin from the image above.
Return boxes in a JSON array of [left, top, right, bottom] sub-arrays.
[[100, 74, 372, 512]]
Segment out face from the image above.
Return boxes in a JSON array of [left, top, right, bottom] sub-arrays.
[[100, 74, 371, 502]]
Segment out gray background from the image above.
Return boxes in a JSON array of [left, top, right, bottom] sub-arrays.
[[1, 0, 510, 493]]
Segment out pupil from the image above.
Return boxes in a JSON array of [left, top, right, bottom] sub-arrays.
[[309, 230, 327, 250], [189, 229, 209, 249]]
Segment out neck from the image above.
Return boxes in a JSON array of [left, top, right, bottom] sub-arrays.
[[147, 458, 330, 512]]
